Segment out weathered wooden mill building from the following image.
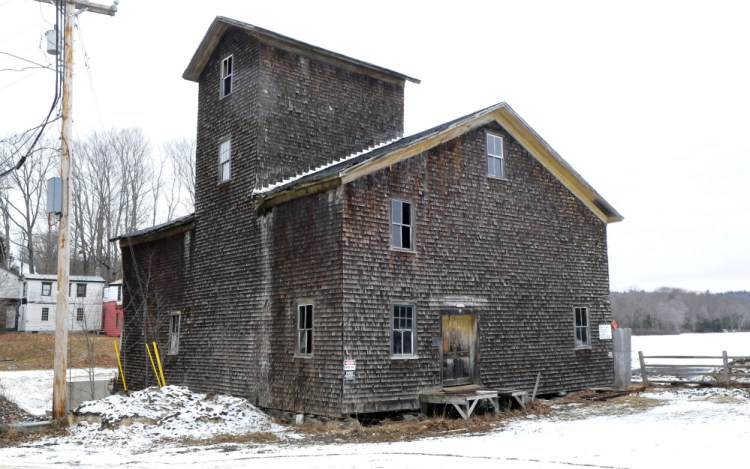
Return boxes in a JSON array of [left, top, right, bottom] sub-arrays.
[[116, 16, 623, 416]]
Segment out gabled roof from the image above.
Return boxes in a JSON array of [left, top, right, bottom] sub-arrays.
[[254, 102, 623, 224], [183, 17, 420, 85]]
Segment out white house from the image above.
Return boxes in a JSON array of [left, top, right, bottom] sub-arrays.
[[19, 274, 105, 333], [0, 267, 22, 330]]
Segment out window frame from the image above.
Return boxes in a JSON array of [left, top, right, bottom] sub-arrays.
[[76, 283, 87, 298], [41, 282, 52, 296], [76, 307, 84, 323], [296, 302, 314, 357], [486, 132, 505, 179], [220, 54, 233, 98], [218, 138, 231, 183], [391, 304, 416, 358], [390, 199, 415, 251], [41, 307, 49, 322], [574, 306, 591, 349], [169, 311, 181, 355]]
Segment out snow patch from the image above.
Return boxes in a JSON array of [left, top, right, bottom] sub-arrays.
[[253, 137, 401, 195]]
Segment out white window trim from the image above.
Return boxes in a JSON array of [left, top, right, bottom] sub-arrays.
[[296, 302, 314, 358], [390, 199, 415, 252], [486, 132, 505, 179], [220, 54, 233, 98], [391, 304, 417, 358], [574, 306, 591, 349], [169, 311, 181, 355], [218, 138, 231, 183]]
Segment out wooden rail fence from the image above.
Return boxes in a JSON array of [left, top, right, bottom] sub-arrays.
[[638, 351, 750, 385]]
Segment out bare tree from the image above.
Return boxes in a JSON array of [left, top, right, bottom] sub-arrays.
[[69, 128, 154, 280], [162, 138, 195, 214], [0, 135, 57, 274]]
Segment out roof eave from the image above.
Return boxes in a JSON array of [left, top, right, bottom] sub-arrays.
[[255, 103, 623, 225], [183, 17, 420, 84]]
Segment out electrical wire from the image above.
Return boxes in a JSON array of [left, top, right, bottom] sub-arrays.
[[75, 16, 104, 128], [0, 1, 63, 179]]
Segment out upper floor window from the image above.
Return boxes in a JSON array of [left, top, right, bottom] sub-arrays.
[[574, 306, 590, 348], [487, 133, 505, 178], [76, 283, 87, 298], [41, 282, 52, 296], [220, 55, 233, 98], [391, 199, 413, 250], [392, 305, 415, 356], [297, 303, 313, 356], [218, 139, 231, 183]]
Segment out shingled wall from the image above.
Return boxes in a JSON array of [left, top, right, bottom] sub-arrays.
[[340, 123, 613, 412], [119, 28, 406, 415], [120, 24, 614, 417]]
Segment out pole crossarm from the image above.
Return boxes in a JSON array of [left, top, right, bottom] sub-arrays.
[[34, 0, 118, 16]]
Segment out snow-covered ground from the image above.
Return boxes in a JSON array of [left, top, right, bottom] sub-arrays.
[[1, 333, 749, 468]]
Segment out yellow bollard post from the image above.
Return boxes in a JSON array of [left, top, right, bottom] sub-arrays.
[[152, 341, 167, 387], [113, 340, 127, 392], [145, 343, 162, 388]]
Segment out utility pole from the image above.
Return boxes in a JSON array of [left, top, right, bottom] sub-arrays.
[[35, 0, 117, 421]]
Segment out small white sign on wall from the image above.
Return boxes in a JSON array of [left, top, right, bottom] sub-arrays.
[[599, 324, 612, 340]]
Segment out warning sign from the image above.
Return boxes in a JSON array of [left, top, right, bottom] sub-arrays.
[[343, 359, 356, 371]]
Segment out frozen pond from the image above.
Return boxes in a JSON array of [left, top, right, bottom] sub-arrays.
[[631, 331, 750, 371]]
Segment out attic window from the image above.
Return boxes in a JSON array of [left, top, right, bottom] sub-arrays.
[[220, 55, 233, 98], [41, 282, 52, 296], [487, 133, 505, 178], [391, 199, 414, 250]]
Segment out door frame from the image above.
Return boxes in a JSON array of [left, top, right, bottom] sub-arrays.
[[440, 311, 480, 387]]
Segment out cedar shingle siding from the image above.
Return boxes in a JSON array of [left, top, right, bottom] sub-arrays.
[[117, 18, 619, 417]]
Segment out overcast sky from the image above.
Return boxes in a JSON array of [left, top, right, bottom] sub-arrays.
[[1, 0, 748, 293]]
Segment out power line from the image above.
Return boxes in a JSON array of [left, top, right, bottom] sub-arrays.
[[75, 16, 104, 128], [0, 1, 63, 179], [0, 51, 51, 69]]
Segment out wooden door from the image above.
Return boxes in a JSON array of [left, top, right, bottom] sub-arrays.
[[441, 314, 477, 387]]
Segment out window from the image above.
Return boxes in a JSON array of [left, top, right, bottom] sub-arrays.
[[574, 306, 590, 348], [487, 133, 504, 178], [76, 307, 84, 322], [391, 199, 413, 250], [392, 305, 415, 356], [169, 312, 181, 355], [117, 285, 122, 302], [218, 139, 231, 183], [220, 55, 233, 98], [76, 283, 87, 298], [41, 308, 49, 321], [41, 282, 52, 296], [297, 304, 313, 355]]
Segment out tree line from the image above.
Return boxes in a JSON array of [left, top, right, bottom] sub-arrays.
[[0, 128, 195, 281], [611, 289, 750, 335]]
